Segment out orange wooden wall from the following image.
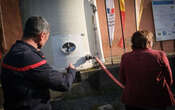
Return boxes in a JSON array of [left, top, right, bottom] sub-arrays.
[[96, 0, 175, 59], [0, 0, 22, 51]]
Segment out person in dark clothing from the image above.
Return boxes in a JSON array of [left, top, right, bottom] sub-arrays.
[[1, 16, 77, 110]]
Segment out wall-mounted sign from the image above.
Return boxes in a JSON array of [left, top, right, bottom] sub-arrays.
[[152, 0, 175, 41]]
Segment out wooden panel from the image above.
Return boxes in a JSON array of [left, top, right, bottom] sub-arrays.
[[96, 0, 136, 58], [0, 0, 5, 53], [1, 0, 22, 50], [0, 15, 4, 53], [97, 0, 175, 60]]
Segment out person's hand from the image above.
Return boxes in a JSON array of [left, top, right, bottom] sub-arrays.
[[68, 63, 75, 69]]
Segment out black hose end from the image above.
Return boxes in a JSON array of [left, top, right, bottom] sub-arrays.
[[85, 55, 94, 61]]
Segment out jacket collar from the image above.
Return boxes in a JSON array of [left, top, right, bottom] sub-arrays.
[[16, 40, 38, 52]]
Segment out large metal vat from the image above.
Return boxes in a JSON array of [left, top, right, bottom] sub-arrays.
[[20, 0, 104, 71]]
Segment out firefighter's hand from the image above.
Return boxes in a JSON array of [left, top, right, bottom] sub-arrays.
[[68, 63, 75, 70]]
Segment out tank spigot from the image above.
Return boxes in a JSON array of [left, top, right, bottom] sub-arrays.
[[85, 55, 95, 61]]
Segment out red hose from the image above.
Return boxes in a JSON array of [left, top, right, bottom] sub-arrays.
[[164, 79, 175, 105], [94, 56, 175, 105], [94, 56, 125, 89]]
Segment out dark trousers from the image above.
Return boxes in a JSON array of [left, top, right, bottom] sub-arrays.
[[125, 105, 166, 110]]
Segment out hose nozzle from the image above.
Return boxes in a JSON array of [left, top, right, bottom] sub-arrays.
[[85, 55, 95, 61]]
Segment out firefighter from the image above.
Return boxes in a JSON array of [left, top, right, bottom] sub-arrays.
[[1, 16, 77, 110]]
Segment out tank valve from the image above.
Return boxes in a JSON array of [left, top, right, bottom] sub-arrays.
[[85, 55, 95, 61]]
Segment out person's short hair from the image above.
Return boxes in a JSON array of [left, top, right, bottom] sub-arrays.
[[23, 16, 50, 38], [131, 30, 153, 49]]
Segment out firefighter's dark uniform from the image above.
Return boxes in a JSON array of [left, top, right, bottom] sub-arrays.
[[1, 40, 76, 110]]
